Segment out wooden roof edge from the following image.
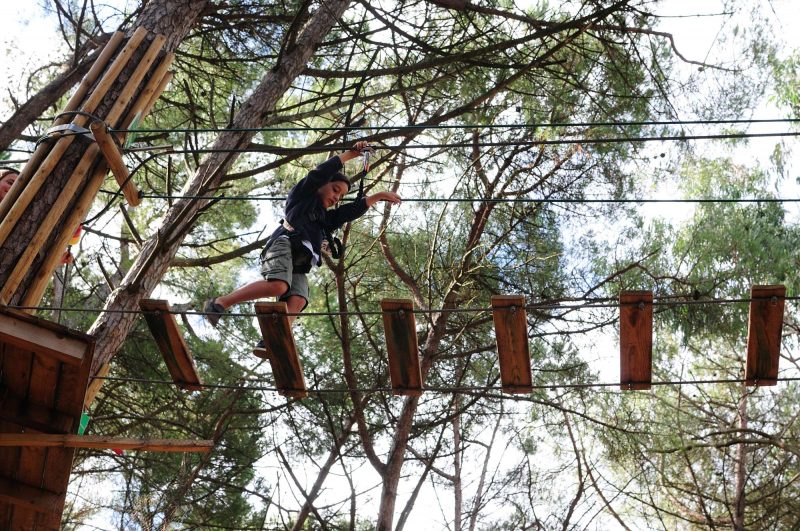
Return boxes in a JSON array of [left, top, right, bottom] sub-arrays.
[[0, 304, 96, 344]]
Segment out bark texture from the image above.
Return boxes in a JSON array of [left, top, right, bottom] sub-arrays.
[[0, 0, 209, 303]]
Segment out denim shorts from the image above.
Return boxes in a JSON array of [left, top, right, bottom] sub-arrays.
[[260, 236, 309, 308]]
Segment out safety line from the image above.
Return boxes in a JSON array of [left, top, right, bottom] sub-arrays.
[[108, 117, 800, 135], [90, 374, 800, 394], [110, 191, 800, 205], [10, 130, 800, 156], [123, 130, 800, 155], [8, 295, 799, 319]]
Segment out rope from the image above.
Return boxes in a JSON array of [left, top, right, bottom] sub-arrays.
[[118, 130, 800, 155], [90, 374, 800, 394], [108, 117, 800, 135], [102, 191, 800, 205], [8, 295, 799, 319]]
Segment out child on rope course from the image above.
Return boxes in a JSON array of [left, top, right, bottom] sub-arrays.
[[203, 141, 401, 348]]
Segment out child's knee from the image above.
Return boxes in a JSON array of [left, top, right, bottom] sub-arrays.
[[270, 279, 290, 297], [285, 294, 308, 311]]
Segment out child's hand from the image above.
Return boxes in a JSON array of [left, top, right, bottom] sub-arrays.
[[366, 191, 402, 207], [339, 141, 373, 163], [352, 141, 374, 154]]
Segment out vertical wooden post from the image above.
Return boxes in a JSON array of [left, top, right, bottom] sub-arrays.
[[254, 302, 307, 398], [119, 52, 175, 134], [0, 32, 124, 223], [619, 291, 653, 390], [745, 285, 785, 386], [21, 163, 108, 307], [54, 31, 126, 126], [0, 145, 100, 303], [0, 27, 148, 249], [491, 295, 532, 394], [380, 299, 423, 396], [103, 34, 167, 128]]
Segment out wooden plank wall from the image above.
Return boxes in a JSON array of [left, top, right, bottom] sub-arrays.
[[619, 291, 653, 390], [380, 299, 423, 396], [254, 302, 307, 398], [0, 308, 94, 529], [745, 285, 785, 386]]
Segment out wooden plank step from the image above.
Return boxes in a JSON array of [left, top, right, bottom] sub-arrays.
[[139, 299, 203, 390], [491, 295, 532, 394], [746, 285, 785, 386], [380, 299, 423, 396], [619, 291, 653, 390], [254, 302, 307, 398], [0, 476, 61, 515], [0, 434, 213, 453]]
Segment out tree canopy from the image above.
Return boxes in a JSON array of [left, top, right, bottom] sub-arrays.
[[1, 0, 799, 528]]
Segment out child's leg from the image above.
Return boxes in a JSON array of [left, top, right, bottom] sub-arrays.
[[215, 279, 289, 310], [204, 237, 294, 327], [284, 295, 306, 325]]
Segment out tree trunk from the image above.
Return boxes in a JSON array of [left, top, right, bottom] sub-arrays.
[[733, 389, 748, 530], [452, 375, 463, 531], [84, 0, 353, 405], [0, 0, 209, 304], [291, 416, 356, 530], [0, 35, 109, 153]]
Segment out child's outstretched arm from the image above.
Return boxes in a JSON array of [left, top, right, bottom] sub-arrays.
[[366, 191, 402, 207], [294, 142, 372, 197]]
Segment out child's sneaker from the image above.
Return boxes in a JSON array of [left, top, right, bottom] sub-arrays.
[[253, 339, 269, 359], [202, 298, 226, 327]]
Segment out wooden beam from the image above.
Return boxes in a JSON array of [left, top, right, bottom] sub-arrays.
[[746, 285, 785, 386], [105, 33, 166, 127], [619, 291, 653, 390], [491, 295, 532, 394], [0, 27, 147, 248], [142, 71, 173, 122], [0, 434, 213, 453], [91, 121, 140, 206], [21, 163, 108, 307], [0, 476, 61, 514], [54, 32, 125, 126], [139, 299, 202, 390], [0, 144, 100, 304], [119, 52, 175, 134], [380, 299, 423, 396], [254, 302, 307, 398], [0, 311, 87, 366]]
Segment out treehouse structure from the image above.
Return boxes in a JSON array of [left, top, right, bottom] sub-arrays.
[[0, 28, 210, 529]]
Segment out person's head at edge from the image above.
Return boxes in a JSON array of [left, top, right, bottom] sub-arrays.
[[0, 169, 18, 201]]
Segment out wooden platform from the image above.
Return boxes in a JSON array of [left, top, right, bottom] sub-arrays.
[[619, 291, 653, 390], [491, 295, 532, 394], [380, 299, 423, 396], [0, 305, 95, 530], [139, 299, 202, 390], [254, 302, 307, 398], [745, 285, 785, 386]]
